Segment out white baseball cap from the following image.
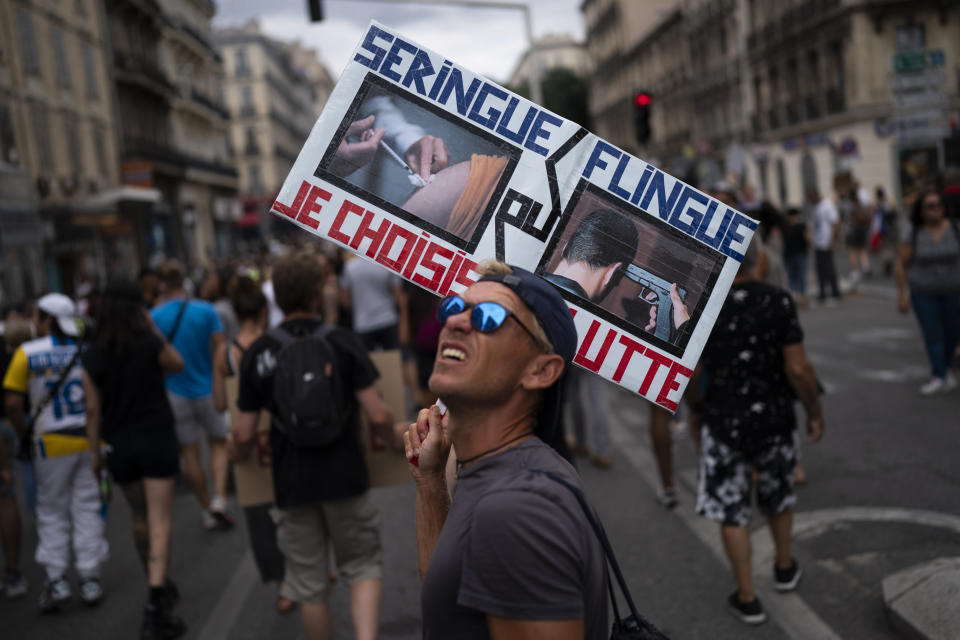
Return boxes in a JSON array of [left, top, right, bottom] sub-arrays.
[[37, 293, 80, 337]]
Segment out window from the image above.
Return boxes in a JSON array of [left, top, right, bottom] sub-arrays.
[[16, 7, 40, 76], [82, 43, 98, 98], [248, 164, 262, 193], [896, 24, 925, 51], [0, 103, 20, 165], [52, 26, 72, 88], [235, 48, 250, 76], [93, 124, 108, 177], [241, 86, 255, 116], [32, 104, 53, 170], [244, 127, 259, 154], [66, 116, 83, 173], [776, 157, 787, 207]]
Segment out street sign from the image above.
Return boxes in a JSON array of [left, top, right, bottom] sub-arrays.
[[891, 49, 945, 73]]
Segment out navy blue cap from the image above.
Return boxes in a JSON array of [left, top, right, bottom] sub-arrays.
[[478, 265, 577, 447]]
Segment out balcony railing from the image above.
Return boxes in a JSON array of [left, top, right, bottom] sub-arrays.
[[190, 88, 229, 119]]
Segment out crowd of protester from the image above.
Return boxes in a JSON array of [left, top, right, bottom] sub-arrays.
[[0, 166, 956, 638]]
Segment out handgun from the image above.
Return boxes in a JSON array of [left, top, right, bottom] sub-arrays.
[[621, 264, 686, 341]]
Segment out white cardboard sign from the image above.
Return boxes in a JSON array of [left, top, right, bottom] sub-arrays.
[[271, 22, 757, 411]]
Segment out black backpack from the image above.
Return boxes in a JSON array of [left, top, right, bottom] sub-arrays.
[[267, 325, 345, 447]]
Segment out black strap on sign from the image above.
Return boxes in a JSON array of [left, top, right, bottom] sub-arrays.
[[540, 470, 670, 640], [166, 299, 189, 343]]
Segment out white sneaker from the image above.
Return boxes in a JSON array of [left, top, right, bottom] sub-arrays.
[[919, 378, 946, 395], [201, 510, 218, 530], [943, 373, 958, 392]]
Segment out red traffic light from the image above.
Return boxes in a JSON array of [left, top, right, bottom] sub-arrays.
[[634, 92, 652, 108]]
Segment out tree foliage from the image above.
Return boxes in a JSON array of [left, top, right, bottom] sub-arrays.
[[508, 66, 590, 129]]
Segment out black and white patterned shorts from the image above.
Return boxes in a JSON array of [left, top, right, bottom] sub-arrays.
[[695, 428, 797, 528]]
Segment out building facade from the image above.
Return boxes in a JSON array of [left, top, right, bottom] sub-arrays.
[[158, 0, 237, 263], [0, 0, 123, 300], [581, 0, 681, 153], [507, 33, 590, 88], [216, 21, 330, 240], [583, 0, 960, 210], [744, 0, 960, 209]]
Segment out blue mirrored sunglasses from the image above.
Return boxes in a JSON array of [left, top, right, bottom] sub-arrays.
[[437, 295, 542, 347]]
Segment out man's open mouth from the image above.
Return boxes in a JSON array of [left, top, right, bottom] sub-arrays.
[[440, 347, 467, 362]]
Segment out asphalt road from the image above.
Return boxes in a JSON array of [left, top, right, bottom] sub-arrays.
[[3, 277, 959, 639]]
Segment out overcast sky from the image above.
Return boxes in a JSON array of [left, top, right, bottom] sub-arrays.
[[213, 0, 585, 83]]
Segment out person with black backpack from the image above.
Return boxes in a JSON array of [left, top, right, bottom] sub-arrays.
[[231, 249, 399, 640]]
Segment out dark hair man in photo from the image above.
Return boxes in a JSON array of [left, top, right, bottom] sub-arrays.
[[691, 240, 824, 625], [545, 208, 639, 303], [403, 261, 609, 639], [231, 249, 399, 640]]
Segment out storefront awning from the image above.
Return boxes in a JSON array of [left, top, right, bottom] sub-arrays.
[[76, 186, 162, 212], [236, 210, 261, 228]]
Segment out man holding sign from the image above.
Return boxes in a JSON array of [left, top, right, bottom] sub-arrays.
[[404, 261, 608, 639]]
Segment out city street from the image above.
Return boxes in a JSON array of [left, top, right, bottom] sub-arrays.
[[2, 277, 959, 639]]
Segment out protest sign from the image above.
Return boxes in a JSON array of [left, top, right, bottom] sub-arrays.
[[362, 350, 411, 487], [227, 376, 275, 507], [271, 21, 757, 411]]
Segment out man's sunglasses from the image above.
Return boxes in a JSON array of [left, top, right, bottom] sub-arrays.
[[437, 295, 543, 348]]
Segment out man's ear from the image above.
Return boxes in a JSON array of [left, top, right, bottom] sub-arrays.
[[521, 353, 566, 392], [601, 262, 623, 289]]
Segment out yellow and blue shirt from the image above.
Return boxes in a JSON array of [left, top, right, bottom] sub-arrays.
[[3, 335, 87, 457]]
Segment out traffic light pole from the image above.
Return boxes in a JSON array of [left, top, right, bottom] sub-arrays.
[[325, 0, 543, 105]]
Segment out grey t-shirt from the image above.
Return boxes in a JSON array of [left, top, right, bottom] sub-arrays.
[[340, 258, 401, 333], [421, 438, 608, 639], [901, 221, 960, 294]]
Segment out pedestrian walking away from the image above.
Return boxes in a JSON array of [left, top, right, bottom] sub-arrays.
[[3, 294, 109, 613], [0, 315, 33, 599], [82, 280, 188, 639], [895, 188, 960, 395], [231, 249, 400, 640], [690, 241, 824, 626], [404, 261, 610, 639], [807, 187, 842, 304], [151, 260, 234, 529], [212, 275, 295, 615]]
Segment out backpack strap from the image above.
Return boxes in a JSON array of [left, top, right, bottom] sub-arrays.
[[267, 325, 297, 347], [166, 299, 189, 343], [537, 470, 669, 639]]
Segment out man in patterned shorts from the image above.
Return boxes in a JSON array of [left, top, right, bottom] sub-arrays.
[[693, 240, 824, 625]]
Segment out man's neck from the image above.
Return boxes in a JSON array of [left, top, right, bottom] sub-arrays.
[[445, 397, 537, 468], [552, 260, 602, 299], [163, 288, 185, 301], [282, 311, 317, 322]]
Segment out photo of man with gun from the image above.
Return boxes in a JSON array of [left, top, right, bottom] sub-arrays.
[[543, 205, 699, 348]]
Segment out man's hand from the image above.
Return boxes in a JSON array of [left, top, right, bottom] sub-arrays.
[[405, 135, 449, 182], [328, 115, 386, 177], [806, 415, 824, 443], [897, 292, 910, 314], [404, 405, 451, 481], [670, 283, 690, 329], [90, 450, 103, 481]]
